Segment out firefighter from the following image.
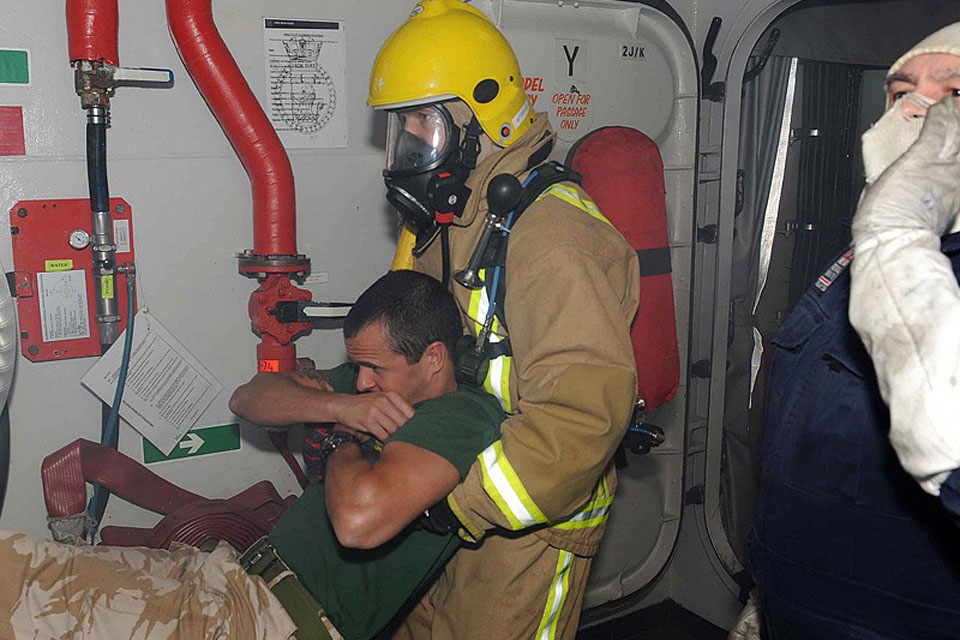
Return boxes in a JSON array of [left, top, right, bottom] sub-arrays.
[[366, 1, 640, 637]]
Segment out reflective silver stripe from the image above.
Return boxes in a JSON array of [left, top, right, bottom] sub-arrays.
[[480, 443, 541, 528], [536, 550, 574, 640]]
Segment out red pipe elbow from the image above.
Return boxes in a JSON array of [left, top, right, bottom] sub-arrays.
[[66, 0, 119, 65], [165, 0, 297, 257]]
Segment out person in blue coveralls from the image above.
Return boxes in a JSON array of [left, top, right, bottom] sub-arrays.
[[749, 22, 960, 640]]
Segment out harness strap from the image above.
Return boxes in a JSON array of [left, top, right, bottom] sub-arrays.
[[480, 162, 583, 339]]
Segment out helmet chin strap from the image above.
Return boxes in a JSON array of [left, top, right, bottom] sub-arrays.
[[434, 115, 484, 285], [459, 116, 483, 174]]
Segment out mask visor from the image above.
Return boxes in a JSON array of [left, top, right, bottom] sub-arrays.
[[385, 104, 453, 175]]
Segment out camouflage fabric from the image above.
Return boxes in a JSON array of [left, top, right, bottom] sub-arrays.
[[0, 530, 296, 639]]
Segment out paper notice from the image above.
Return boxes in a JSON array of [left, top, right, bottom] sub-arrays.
[[37, 269, 91, 342], [81, 310, 223, 454], [263, 18, 348, 149]]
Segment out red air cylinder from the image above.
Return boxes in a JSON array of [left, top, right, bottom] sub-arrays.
[[66, 0, 119, 65], [568, 127, 680, 411]]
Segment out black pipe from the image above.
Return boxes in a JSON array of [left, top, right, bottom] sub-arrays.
[[85, 111, 118, 531], [86, 120, 109, 214]]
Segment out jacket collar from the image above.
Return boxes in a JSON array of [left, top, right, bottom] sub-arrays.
[[456, 114, 556, 228]]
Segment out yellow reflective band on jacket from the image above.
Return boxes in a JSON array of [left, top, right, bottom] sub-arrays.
[[553, 475, 614, 530], [467, 268, 513, 414], [478, 440, 548, 529], [534, 184, 613, 227], [536, 550, 574, 640]]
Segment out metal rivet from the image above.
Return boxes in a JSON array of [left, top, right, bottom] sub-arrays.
[[28, 345, 38, 356], [16, 208, 27, 218], [19, 331, 28, 339], [115, 203, 125, 214]]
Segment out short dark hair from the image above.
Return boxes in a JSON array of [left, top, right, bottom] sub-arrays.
[[343, 270, 462, 363]]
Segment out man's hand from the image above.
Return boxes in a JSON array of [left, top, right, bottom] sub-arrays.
[[854, 97, 960, 243], [850, 95, 960, 496], [327, 392, 415, 441]]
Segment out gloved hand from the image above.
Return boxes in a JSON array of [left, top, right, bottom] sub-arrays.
[[850, 96, 960, 496], [854, 97, 960, 242]]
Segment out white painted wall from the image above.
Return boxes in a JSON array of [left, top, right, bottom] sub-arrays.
[[0, 0, 411, 536]]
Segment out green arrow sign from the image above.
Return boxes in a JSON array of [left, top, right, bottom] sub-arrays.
[[143, 423, 241, 464]]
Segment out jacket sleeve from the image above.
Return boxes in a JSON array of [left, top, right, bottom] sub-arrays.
[[448, 222, 638, 535], [849, 226, 960, 496]]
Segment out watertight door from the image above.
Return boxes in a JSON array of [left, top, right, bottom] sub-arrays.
[[685, 0, 960, 629], [471, 0, 699, 611]]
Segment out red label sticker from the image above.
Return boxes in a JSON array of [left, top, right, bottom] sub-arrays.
[[258, 359, 280, 372], [0, 106, 25, 156]]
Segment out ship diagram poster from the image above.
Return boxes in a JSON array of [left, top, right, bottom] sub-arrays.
[[263, 18, 348, 149]]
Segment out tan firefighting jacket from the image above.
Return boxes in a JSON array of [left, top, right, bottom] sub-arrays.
[[415, 115, 640, 556]]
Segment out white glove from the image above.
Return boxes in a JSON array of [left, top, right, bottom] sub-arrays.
[[850, 97, 960, 495], [854, 97, 960, 241]]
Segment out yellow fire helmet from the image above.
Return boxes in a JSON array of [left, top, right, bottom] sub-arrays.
[[368, 0, 534, 147]]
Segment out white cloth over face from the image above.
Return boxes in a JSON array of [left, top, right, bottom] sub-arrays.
[[850, 98, 960, 495], [861, 93, 933, 185]]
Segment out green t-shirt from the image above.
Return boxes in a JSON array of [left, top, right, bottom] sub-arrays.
[[269, 363, 503, 640]]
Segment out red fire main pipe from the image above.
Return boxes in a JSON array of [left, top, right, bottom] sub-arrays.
[[165, 0, 297, 258], [66, 0, 119, 65]]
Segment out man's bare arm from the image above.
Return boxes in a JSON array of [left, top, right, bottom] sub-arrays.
[[229, 372, 414, 438], [325, 441, 459, 549]]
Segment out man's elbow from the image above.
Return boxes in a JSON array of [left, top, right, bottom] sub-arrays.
[[228, 386, 247, 418], [229, 380, 263, 421], [330, 511, 382, 549], [328, 488, 393, 549]]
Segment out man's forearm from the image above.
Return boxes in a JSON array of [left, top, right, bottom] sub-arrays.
[[324, 444, 388, 549], [229, 372, 346, 427], [325, 440, 460, 549]]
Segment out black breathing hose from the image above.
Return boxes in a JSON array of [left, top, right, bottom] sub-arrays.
[[441, 224, 451, 289]]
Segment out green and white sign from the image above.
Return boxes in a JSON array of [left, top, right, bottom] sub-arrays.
[[0, 49, 29, 85], [143, 423, 241, 464]]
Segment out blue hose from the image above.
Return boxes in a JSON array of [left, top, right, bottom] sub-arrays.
[[87, 271, 136, 537]]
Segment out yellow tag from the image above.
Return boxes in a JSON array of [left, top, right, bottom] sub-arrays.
[[101, 276, 114, 299], [44, 259, 73, 272]]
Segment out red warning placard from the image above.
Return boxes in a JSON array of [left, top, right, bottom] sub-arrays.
[[10, 198, 136, 362], [0, 106, 25, 156]]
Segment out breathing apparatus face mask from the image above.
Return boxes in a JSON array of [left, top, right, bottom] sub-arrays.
[[862, 92, 937, 185], [383, 103, 475, 255]]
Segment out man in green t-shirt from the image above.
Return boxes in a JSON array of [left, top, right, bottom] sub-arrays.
[[0, 271, 502, 640], [232, 269, 505, 639]]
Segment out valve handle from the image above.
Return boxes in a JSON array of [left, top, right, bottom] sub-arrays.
[[113, 66, 174, 85]]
